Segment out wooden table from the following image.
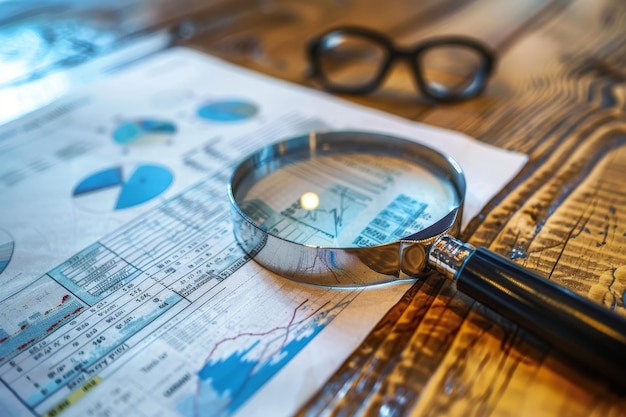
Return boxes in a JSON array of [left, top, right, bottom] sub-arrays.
[[3, 0, 625, 415], [178, 0, 626, 415]]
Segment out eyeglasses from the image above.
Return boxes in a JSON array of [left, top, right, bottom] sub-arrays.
[[307, 26, 496, 102]]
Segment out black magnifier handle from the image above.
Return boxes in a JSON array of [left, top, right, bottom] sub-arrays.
[[429, 236, 626, 391]]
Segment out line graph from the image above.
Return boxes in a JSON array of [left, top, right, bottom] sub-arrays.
[[282, 185, 367, 240], [176, 292, 357, 417], [0, 278, 85, 365]]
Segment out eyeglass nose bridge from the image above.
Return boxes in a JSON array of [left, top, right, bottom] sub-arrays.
[[382, 47, 428, 94]]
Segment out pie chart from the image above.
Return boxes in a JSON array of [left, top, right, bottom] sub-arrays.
[[197, 99, 258, 122], [112, 119, 177, 146], [73, 164, 173, 211], [0, 229, 13, 274]]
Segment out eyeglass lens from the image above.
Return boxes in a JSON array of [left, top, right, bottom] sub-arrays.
[[419, 45, 486, 97], [318, 33, 388, 89], [315, 31, 490, 100]]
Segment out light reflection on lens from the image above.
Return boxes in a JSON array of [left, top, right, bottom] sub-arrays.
[[300, 192, 320, 210]]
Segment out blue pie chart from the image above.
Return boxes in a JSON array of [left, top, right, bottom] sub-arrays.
[[112, 119, 177, 146], [197, 99, 258, 122], [0, 229, 13, 275], [73, 164, 173, 210]]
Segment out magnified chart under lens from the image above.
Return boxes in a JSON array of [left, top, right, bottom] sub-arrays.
[[72, 164, 173, 211], [0, 228, 14, 274]]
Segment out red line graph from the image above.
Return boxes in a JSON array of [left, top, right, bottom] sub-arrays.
[[192, 298, 329, 417]]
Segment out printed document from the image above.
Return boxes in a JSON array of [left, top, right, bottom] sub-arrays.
[[0, 47, 527, 417]]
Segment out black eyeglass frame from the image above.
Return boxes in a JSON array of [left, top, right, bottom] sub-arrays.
[[307, 26, 496, 102]]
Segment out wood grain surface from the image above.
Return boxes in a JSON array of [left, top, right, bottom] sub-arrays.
[[183, 0, 626, 415]]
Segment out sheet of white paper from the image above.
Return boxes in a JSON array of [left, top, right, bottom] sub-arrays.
[[0, 47, 527, 417]]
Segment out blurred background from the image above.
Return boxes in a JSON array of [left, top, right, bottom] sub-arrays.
[[0, 0, 562, 124]]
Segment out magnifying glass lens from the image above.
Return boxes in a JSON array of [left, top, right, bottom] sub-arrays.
[[234, 147, 459, 249], [229, 132, 465, 286]]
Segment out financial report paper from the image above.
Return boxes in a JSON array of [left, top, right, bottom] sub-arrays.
[[0, 47, 527, 417]]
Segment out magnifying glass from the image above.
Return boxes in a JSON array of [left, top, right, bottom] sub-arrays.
[[228, 131, 626, 390]]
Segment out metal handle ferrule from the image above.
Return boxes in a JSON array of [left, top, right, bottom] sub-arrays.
[[428, 235, 474, 280]]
